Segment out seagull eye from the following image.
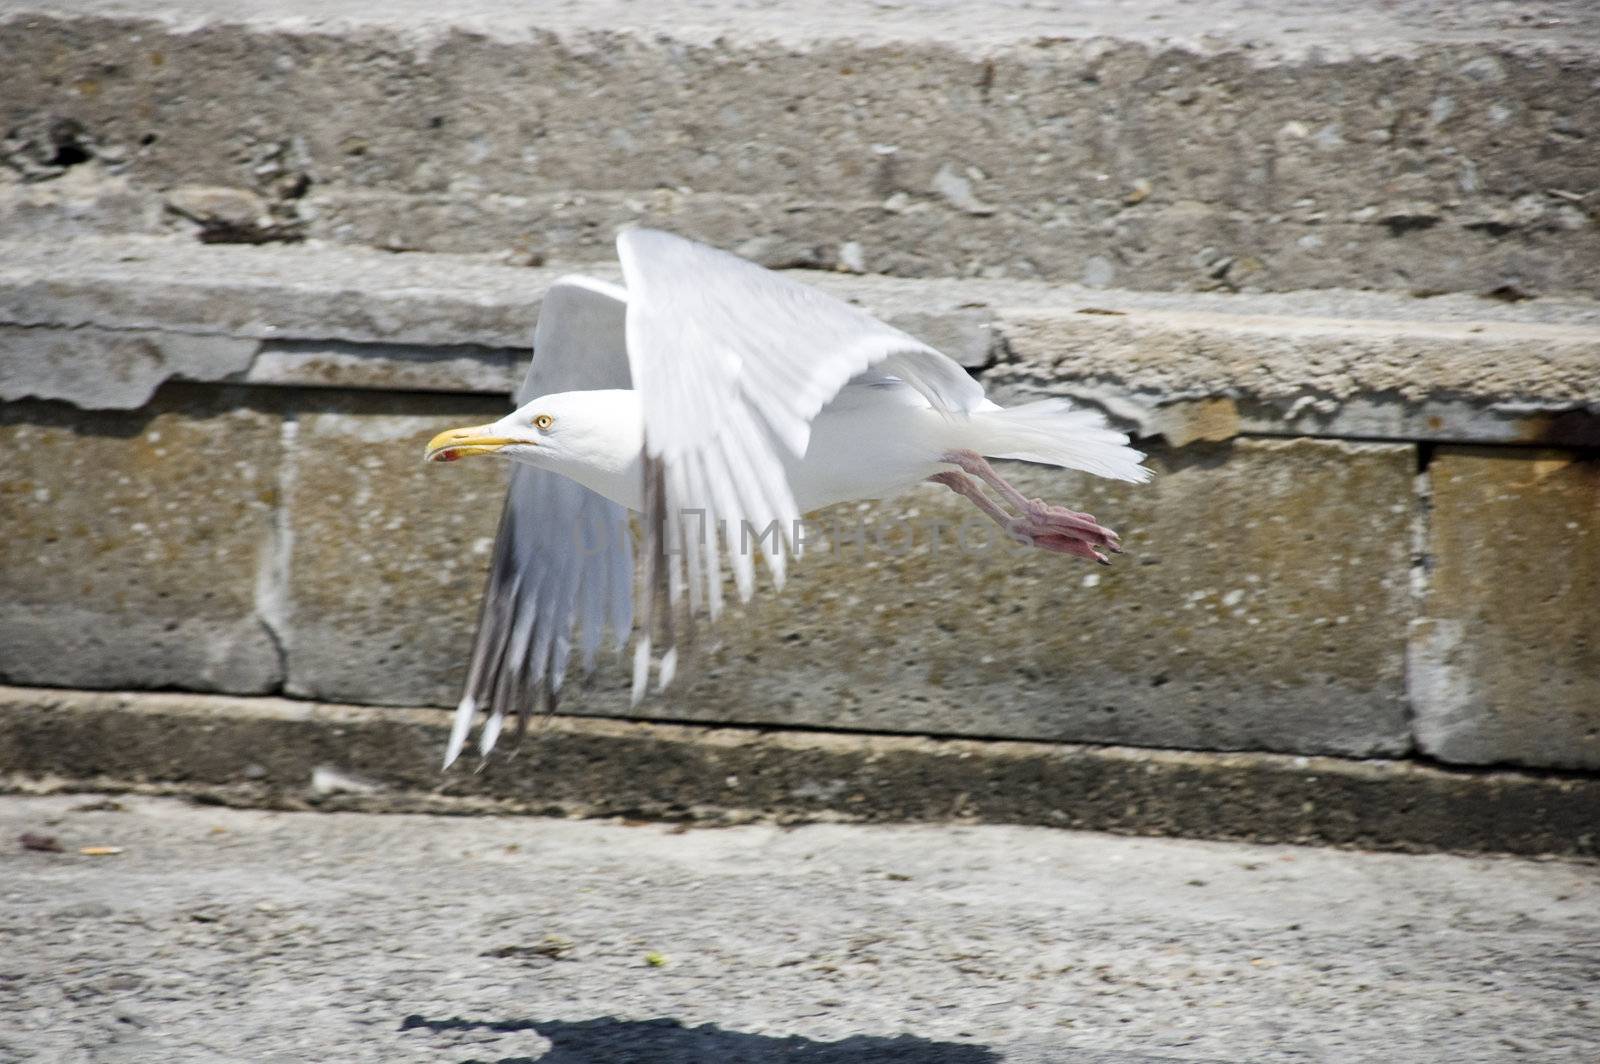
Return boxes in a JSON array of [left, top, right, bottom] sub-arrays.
[[533, 414, 554, 431]]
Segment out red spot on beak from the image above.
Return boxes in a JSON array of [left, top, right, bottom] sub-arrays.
[[438, 449, 461, 462]]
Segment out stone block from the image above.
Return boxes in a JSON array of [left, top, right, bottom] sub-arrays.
[[585, 438, 1417, 757], [1411, 447, 1600, 769], [0, 393, 283, 693], [281, 395, 512, 705]]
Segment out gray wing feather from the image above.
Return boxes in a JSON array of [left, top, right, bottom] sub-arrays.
[[445, 277, 634, 767]]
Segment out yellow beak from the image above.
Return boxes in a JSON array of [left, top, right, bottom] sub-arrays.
[[424, 424, 521, 463]]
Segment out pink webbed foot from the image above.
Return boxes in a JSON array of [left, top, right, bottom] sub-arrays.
[[929, 454, 1127, 565], [1007, 502, 1123, 564]]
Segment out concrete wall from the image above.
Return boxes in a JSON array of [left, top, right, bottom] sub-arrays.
[[2, 236, 1596, 773], [1, 2, 1597, 818]]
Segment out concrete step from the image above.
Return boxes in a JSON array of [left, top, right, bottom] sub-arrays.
[[3, 0, 1598, 295], [4, 685, 1597, 857], [4, 234, 1597, 446]]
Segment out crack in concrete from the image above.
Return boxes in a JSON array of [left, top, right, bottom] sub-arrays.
[[252, 413, 297, 693]]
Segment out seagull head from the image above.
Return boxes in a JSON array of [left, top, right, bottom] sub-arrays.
[[424, 390, 644, 500]]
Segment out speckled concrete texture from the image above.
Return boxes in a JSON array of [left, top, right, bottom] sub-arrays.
[[2, 793, 1595, 1062], [2, 1, 1596, 293], [630, 439, 1416, 758], [280, 394, 510, 707], [1411, 447, 1600, 770], [0, 393, 284, 694]]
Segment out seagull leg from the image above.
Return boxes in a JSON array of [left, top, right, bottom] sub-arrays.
[[926, 471, 1020, 537], [934, 451, 1123, 564]]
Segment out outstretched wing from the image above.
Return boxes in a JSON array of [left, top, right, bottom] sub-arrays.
[[615, 228, 985, 694], [445, 277, 634, 767]]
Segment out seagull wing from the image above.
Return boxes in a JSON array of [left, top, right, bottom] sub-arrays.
[[616, 228, 984, 694], [445, 276, 634, 767]]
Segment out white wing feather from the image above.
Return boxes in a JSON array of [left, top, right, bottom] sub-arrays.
[[614, 229, 984, 693]]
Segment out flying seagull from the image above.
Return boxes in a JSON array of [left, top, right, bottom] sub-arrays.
[[425, 229, 1149, 766]]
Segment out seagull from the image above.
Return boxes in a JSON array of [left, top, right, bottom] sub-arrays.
[[424, 229, 1149, 766]]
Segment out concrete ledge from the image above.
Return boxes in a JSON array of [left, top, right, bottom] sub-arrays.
[[2, 685, 1596, 857], [988, 303, 1600, 448], [3, 235, 1596, 444]]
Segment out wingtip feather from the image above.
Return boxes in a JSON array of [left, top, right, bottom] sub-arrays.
[[631, 639, 652, 705], [443, 696, 477, 770], [478, 708, 505, 759]]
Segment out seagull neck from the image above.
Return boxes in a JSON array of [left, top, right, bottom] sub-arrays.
[[550, 451, 646, 513]]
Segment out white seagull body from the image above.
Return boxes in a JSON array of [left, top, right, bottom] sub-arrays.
[[426, 229, 1149, 766]]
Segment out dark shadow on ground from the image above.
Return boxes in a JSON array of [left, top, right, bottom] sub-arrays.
[[400, 1014, 1001, 1063]]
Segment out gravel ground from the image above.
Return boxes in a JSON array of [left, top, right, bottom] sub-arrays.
[[2, 794, 1596, 1063]]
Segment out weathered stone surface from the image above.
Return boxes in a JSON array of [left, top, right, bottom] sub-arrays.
[[0, 393, 283, 693], [0, 163, 167, 244], [1411, 447, 1600, 769], [989, 304, 1600, 447], [4, 685, 1597, 856], [0, 324, 259, 409], [1, 1, 1596, 293], [563, 439, 1416, 757], [0, 235, 558, 349], [871, 309, 996, 370], [163, 184, 272, 230], [281, 395, 511, 705], [244, 340, 524, 395]]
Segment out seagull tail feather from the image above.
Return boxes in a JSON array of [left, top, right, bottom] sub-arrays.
[[968, 399, 1151, 483]]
